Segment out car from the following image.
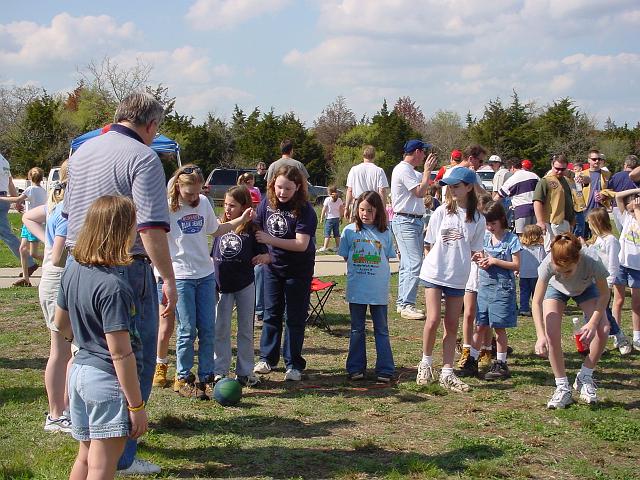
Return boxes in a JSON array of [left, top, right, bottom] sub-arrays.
[[205, 167, 332, 206], [476, 169, 495, 191]]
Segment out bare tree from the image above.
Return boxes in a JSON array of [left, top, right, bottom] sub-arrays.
[[313, 95, 357, 151], [393, 96, 426, 133], [423, 110, 469, 156], [78, 55, 153, 103]]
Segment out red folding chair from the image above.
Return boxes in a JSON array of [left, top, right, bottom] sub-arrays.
[[306, 277, 336, 332]]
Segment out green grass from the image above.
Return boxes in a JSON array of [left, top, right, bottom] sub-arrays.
[[1, 271, 639, 478]]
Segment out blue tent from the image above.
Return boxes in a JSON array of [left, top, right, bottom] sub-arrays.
[[70, 125, 182, 165]]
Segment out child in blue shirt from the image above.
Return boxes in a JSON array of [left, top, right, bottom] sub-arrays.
[[339, 191, 396, 382]]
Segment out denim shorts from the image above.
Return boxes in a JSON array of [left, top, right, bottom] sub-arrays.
[[476, 277, 517, 328], [20, 224, 38, 242], [68, 363, 130, 441], [323, 217, 340, 238], [422, 280, 465, 297], [544, 282, 599, 305], [613, 265, 640, 289]]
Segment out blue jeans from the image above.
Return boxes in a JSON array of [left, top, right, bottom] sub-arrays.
[[573, 211, 586, 238], [0, 201, 34, 266], [347, 304, 394, 376], [259, 266, 311, 371], [116, 258, 158, 470], [519, 277, 537, 313], [255, 264, 264, 318], [391, 215, 424, 308], [174, 273, 216, 380]]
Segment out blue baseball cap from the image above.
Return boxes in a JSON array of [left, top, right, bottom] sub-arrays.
[[403, 139, 432, 153], [439, 167, 477, 186]]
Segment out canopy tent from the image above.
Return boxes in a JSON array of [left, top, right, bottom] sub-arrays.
[[69, 124, 182, 166]]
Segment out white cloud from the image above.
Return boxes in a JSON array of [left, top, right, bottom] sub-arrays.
[[0, 13, 137, 67], [461, 64, 484, 79], [176, 86, 253, 118], [185, 0, 290, 30], [562, 53, 640, 71], [549, 74, 575, 93]]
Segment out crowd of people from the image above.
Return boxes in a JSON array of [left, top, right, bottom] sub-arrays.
[[1, 92, 639, 478]]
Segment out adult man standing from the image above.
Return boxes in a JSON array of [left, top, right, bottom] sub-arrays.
[[266, 139, 310, 183], [344, 145, 388, 220], [497, 158, 539, 234], [391, 139, 437, 320], [489, 155, 510, 194], [583, 149, 610, 210], [533, 154, 575, 251], [609, 155, 639, 193], [254, 161, 267, 193], [0, 152, 37, 276], [63, 92, 176, 475]]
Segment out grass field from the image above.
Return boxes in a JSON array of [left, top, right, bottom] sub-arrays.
[[0, 269, 639, 479]]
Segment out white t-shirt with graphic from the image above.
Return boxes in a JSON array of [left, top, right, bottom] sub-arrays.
[[323, 196, 344, 219], [161, 194, 219, 279], [419, 204, 486, 289], [614, 209, 640, 270]]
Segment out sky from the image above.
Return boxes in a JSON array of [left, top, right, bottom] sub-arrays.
[[2, 0, 640, 128]]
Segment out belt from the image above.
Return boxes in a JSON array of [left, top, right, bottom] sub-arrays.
[[132, 254, 151, 263], [395, 212, 422, 219]]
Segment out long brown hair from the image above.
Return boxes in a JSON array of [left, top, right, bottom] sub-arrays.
[[73, 195, 136, 266], [168, 164, 204, 213], [267, 165, 308, 217], [355, 191, 387, 232], [222, 186, 255, 234], [586, 207, 613, 244], [444, 182, 479, 223]]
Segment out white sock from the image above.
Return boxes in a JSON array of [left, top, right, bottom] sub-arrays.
[[470, 347, 480, 359], [441, 367, 453, 377], [462, 343, 472, 349], [633, 331, 640, 342], [496, 352, 507, 363], [555, 377, 569, 388], [157, 357, 168, 364], [421, 355, 433, 366], [579, 365, 594, 378], [482, 345, 492, 352]]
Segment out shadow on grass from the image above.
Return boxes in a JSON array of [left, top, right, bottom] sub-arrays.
[[154, 413, 354, 440], [0, 386, 44, 405], [0, 465, 35, 480], [145, 443, 506, 479], [0, 356, 47, 371]]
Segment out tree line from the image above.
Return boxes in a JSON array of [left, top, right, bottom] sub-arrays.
[[1, 57, 639, 184]]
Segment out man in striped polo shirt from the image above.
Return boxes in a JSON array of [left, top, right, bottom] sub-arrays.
[[497, 157, 539, 235], [63, 92, 176, 475]]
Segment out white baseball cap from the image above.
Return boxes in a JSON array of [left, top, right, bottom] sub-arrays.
[[488, 155, 502, 163]]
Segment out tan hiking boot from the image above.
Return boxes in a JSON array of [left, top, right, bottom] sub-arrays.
[[478, 349, 492, 370], [456, 347, 470, 369], [152, 363, 168, 388]]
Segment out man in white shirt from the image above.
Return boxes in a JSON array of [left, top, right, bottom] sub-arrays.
[[391, 139, 437, 320], [344, 145, 388, 220]]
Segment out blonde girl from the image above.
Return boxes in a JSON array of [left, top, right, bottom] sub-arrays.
[[518, 224, 546, 316], [55, 196, 148, 479], [238, 171, 261, 203], [417, 167, 485, 392]]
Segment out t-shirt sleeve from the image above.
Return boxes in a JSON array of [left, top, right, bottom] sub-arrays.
[[55, 213, 68, 237], [537, 255, 554, 284], [469, 216, 486, 252], [99, 288, 134, 333], [346, 169, 354, 188], [434, 166, 446, 182], [295, 203, 318, 236], [377, 169, 389, 188], [338, 227, 351, 258], [299, 162, 310, 179], [589, 255, 609, 281], [132, 153, 170, 231], [401, 166, 421, 192], [57, 275, 68, 310], [323, 197, 331, 208], [425, 206, 442, 244], [203, 198, 220, 235], [509, 233, 522, 254], [384, 229, 396, 259], [533, 179, 546, 203]]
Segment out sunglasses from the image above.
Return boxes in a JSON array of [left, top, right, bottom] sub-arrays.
[[553, 166, 567, 172], [180, 166, 202, 175]]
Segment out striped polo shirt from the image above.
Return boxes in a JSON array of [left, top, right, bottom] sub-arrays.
[[63, 125, 170, 256], [498, 169, 539, 219]]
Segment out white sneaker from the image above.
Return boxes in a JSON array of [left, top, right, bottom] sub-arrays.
[[574, 374, 598, 404], [284, 368, 302, 381], [616, 335, 633, 356], [633, 338, 640, 352], [439, 372, 470, 392], [316, 247, 327, 253], [116, 459, 161, 476], [396, 305, 404, 313], [44, 413, 72, 433], [400, 305, 425, 320], [416, 362, 435, 385], [547, 385, 573, 409], [253, 361, 272, 375]]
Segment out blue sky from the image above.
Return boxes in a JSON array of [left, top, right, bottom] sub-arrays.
[[2, 0, 639, 127]]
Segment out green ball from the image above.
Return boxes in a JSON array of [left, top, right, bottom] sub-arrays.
[[213, 378, 242, 406]]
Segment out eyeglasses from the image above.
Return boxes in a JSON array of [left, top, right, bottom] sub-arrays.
[[180, 166, 202, 175], [589, 157, 600, 161], [552, 166, 567, 172]]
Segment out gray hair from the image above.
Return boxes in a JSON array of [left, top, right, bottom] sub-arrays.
[[114, 91, 164, 127], [624, 155, 639, 169]]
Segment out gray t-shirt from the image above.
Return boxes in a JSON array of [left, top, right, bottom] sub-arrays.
[[266, 157, 310, 183], [58, 260, 141, 376], [63, 126, 170, 255], [538, 251, 608, 296]]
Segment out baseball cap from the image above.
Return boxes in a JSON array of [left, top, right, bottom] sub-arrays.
[[521, 159, 533, 170], [488, 154, 502, 163], [403, 139, 432, 153], [451, 149, 462, 160], [439, 167, 477, 186], [567, 163, 575, 170]]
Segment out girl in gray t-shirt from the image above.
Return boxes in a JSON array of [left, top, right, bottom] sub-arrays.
[[531, 233, 609, 410]]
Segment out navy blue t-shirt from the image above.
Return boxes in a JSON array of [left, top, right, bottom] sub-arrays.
[[255, 197, 317, 278], [212, 228, 268, 293], [608, 170, 638, 192]]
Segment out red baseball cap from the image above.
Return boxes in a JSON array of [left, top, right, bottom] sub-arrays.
[[522, 159, 533, 170], [451, 149, 462, 159]]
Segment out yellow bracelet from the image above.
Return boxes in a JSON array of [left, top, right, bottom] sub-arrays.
[[127, 401, 145, 412]]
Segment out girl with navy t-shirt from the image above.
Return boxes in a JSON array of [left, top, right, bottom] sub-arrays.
[[212, 186, 269, 387], [253, 165, 318, 382]]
